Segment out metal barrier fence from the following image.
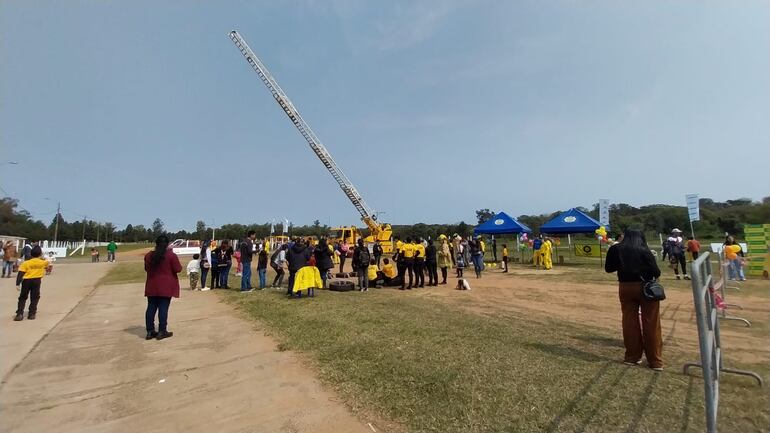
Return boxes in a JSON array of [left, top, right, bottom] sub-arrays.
[[683, 252, 762, 433], [716, 257, 750, 327]]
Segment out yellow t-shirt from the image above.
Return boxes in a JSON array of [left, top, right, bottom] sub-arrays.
[[367, 265, 378, 281], [503, 247, 508, 257], [402, 243, 415, 258], [414, 244, 426, 259], [382, 263, 396, 278], [19, 258, 48, 279], [724, 245, 741, 260], [396, 240, 404, 252], [480, 240, 486, 252]]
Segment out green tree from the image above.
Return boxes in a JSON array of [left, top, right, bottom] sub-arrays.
[[151, 218, 165, 237], [475, 209, 495, 224]]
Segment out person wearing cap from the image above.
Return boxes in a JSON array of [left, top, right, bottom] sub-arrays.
[[666, 229, 690, 280]]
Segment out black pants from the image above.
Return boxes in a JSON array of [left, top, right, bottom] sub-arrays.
[[404, 259, 414, 288], [374, 254, 382, 267], [211, 268, 220, 288], [287, 269, 298, 295], [426, 262, 438, 285], [414, 259, 425, 287], [339, 255, 346, 273], [692, 251, 699, 260], [503, 256, 509, 272], [145, 296, 171, 333], [672, 254, 687, 275], [397, 260, 406, 286], [272, 264, 285, 287], [17, 278, 41, 315], [440, 267, 448, 283]]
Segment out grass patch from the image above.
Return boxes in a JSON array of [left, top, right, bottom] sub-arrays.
[[223, 288, 769, 433], [97, 261, 147, 286]]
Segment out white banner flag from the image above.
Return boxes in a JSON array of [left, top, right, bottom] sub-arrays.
[[598, 199, 610, 227], [686, 194, 700, 222]]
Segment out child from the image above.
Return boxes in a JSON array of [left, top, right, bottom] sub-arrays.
[[257, 248, 268, 289], [187, 254, 201, 290], [502, 244, 509, 273], [14, 246, 48, 321], [456, 252, 465, 278], [91, 248, 99, 263], [233, 249, 243, 277], [45, 251, 56, 275], [367, 259, 380, 288]]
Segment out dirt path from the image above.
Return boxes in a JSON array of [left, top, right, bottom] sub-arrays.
[[0, 267, 370, 433], [414, 268, 770, 365], [0, 262, 109, 380]]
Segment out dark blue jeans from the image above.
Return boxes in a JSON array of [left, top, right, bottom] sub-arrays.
[[241, 262, 252, 290], [200, 267, 209, 288], [146, 296, 171, 333], [257, 268, 266, 289], [219, 265, 231, 287]]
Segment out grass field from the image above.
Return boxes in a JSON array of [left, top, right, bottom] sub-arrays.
[[59, 242, 151, 263], [100, 256, 770, 433]]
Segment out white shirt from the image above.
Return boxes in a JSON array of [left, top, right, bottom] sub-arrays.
[[273, 250, 286, 266], [187, 259, 200, 274]]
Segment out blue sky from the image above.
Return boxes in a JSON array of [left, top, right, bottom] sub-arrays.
[[1, 1, 768, 231]]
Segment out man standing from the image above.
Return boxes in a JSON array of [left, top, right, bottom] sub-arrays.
[[352, 239, 371, 291], [239, 230, 257, 291], [532, 237, 543, 269], [107, 241, 118, 262], [372, 240, 383, 267], [667, 229, 690, 280], [491, 237, 498, 263]]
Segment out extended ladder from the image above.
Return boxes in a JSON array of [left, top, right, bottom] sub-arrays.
[[228, 30, 376, 223]]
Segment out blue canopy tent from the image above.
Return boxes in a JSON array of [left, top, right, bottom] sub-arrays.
[[540, 208, 604, 234], [474, 212, 531, 265], [474, 212, 532, 235], [540, 208, 607, 266]]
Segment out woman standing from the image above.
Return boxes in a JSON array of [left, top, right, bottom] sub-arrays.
[[604, 229, 663, 371], [199, 242, 212, 291], [314, 238, 334, 288], [437, 236, 451, 285], [144, 235, 182, 340], [338, 241, 349, 273]]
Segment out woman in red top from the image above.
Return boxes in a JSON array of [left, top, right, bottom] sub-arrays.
[[144, 235, 182, 340]]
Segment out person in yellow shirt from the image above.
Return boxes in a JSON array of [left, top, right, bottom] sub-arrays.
[[723, 238, 745, 281], [502, 244, 509, 273], [367, 259, 380, 287], [413, 238, 426, 288], [14, 246, 48, 321], [400, 237, 416, 289], [541, 238, 553, 270], [381, 258, 397, 286]]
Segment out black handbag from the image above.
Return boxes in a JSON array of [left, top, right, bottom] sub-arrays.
[[642, 278, 666, 301]]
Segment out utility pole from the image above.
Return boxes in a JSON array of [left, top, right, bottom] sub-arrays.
[[53, 202, 61, 244], [80, 216, 87, 256]]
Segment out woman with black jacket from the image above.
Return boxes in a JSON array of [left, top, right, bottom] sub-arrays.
[[314, 238, 334, 288], [605, 229, 663, 371]]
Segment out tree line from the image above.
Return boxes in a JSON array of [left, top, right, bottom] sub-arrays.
[[1, 196, 767, 243]]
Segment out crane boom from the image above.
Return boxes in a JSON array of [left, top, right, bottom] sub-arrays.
[[228, 30, 380, 233]]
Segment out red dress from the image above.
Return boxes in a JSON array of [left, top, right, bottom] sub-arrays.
[[144, 250, 182, 298]]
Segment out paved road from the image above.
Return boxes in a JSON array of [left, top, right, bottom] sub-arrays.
[[0, 263, 370, 433]]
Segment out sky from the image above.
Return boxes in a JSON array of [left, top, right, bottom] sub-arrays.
[[1, 1, 768, 232]]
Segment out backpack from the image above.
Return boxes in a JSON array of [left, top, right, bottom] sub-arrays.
[[357, 247, 370, 268]]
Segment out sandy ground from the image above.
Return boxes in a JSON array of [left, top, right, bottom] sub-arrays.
[[413, 265, 770, 366], [0, 262, 369, 433]]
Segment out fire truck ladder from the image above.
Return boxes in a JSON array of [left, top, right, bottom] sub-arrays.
[[228, 30, 378, 228]]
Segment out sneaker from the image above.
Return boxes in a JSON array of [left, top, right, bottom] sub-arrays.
[[683, 275, 691, 280], [651, 366, 664, 372], [156, 331, 173, 340], [13, 314, 23, 321], [146, 331, 158, 340], [201, 287, 211, 291], [675, 275, 681, 280], [624, 360, 642, 366], [27, 313, 36, 320]]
